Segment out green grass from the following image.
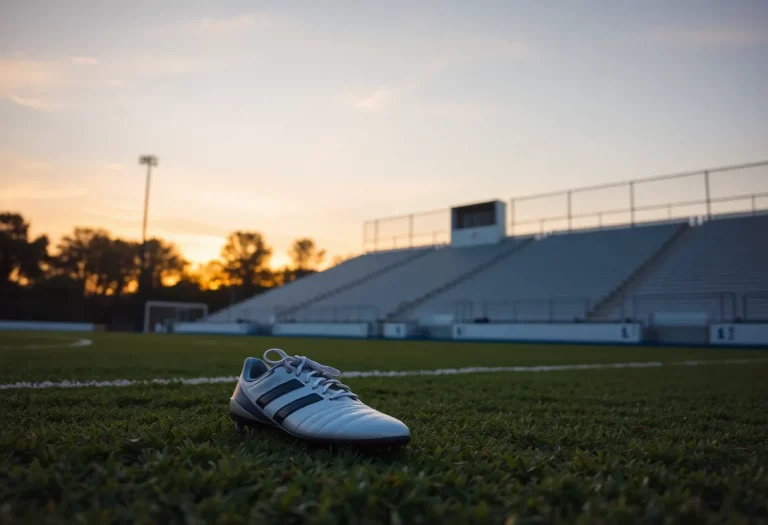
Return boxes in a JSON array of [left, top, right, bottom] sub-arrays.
[[1, 332, 767, 524]]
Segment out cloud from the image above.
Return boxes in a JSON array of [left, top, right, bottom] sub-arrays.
[[196, 13, 270, 34], [347, 57, 453, 112], [70, 56, 99, 65], [8, 93, 58, 111], [354, 88, 395, 111], [644, 26, 768, 49], [157, 12, 273, 37], [345, 37, 532, 113], [0, 53, 213, 111]]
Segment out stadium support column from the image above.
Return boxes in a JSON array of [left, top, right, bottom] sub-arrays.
[[408, 214, 414, 247], [509, 199, 515, 235], [704, 170, 711, 219], [138, 155, 158, 330]]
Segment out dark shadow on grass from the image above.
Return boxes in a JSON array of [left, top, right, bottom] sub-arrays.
[[231, 416, 410, 460]]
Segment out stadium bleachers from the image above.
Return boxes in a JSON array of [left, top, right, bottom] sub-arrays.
[[289, 238, 528, 322], [404, 222, 682, 322], [206, 247, 432, 323], [206, 213, 767, 326], [600, 214, 768, 322]]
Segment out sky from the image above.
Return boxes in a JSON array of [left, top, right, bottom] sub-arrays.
[[1, 0, 767, 267]]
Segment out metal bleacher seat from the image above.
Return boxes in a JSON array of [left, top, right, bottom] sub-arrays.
[[205, 247, 431, 323], [292, 238, 524, 321], [409, 223, 680, 323], [607, 214, 768, 322]]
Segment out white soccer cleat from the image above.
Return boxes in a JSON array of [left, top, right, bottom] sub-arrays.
[[229, 348, 411, 446]]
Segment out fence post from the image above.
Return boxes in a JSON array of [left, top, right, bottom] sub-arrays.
[[629, 181, 635, 227], [718, 293, 724, 323], [704, 171, 711, 219], [567, 190, 572, 231], [752, 195, 756, 215], [409, 214, 414, 247], [509, 199, 515, 235], [373, 220, 379, 251], [598, 212, 602, 227], [742, 294, 748, 321]]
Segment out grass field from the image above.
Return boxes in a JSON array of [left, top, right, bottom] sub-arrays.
[[1, 332, 767, 524]]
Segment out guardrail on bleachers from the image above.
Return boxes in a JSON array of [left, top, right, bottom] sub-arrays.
[[363, 159, 768, 252]]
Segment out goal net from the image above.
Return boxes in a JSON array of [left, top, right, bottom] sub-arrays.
[[143, 301, 209, 333]]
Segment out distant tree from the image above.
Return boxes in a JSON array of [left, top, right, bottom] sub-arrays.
[[0, 212, 49, 288], [54, 228, 139, 296], [186, 260, 227, 291], [142, 238, 187, 290], [289, 238, 326, 279], [220, 231, 273, 290]]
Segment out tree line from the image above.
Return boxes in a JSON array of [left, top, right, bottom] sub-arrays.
[[1, 212, 350, 327]]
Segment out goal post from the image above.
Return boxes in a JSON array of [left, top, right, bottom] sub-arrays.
[[143, 301, 209, 333]]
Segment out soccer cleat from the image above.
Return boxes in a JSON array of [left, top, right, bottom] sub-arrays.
[[229, 348, 411, 446]]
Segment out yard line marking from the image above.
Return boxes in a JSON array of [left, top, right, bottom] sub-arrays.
[[1, 357, 767, 391], [0, 338, 92, 351]]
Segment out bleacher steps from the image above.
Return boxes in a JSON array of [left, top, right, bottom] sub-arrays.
[[386, 238, 535, 321], [588, 222, 691, 320], [277, 248, 435, 320]]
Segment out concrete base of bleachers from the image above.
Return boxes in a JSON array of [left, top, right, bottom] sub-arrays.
[[173, 322, 257, 335], [710, 323, 768, 346], [272, 322, 371, 338], [451, 323, 644, 344]]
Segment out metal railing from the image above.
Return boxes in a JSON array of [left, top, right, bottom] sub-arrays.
[[363, 208, 449, 253], [608, 292, 739, 323], [363, 159, 768, 251]]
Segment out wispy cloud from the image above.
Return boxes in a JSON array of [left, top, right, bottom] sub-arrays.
[[354, 87, 395, 111], [0, 53, 213, 111], [644, 26, 768, 49], [158, 12, 273, 37], [196, 13, 270, 34], [70, 56, 99, 65], [347, 57, 453, 112], [345, 37, 532, 113], [8, 93, 59, 111]]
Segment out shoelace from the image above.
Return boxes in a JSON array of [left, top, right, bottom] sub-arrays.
[[263, 348, 358, 401]]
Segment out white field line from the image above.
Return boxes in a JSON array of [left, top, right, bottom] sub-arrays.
[[0, 338, 92, 351], [1, 357, 767, 391]]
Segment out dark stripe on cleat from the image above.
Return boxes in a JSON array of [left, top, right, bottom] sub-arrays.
[[256, 379, 304, 408], [233, 384, 273, 424], [273, 394, 323, 424]]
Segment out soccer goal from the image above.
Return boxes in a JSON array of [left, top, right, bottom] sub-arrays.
[[143, 301, 209, 333]]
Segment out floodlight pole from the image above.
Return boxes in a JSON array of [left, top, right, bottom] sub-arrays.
[[138, 155, 158, 292]]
